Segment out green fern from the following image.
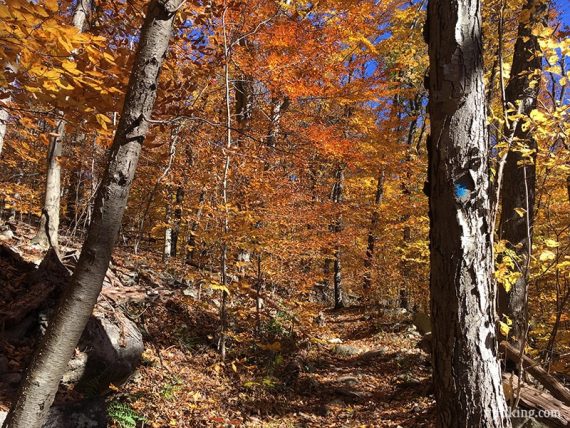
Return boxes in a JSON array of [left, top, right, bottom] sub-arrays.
[[107, 401, 146, 428]]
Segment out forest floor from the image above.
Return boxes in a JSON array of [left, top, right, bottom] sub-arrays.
[[0, 221, 436, 427], [125, 302, 436, 427]]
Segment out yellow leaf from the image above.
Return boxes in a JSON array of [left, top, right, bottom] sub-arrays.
[[514, 207, 526, 218], [529, 109, 546, 123], [62, 60, 81, 76], [539, 250, 556, 262], [544, 239, 559, 248], [95, 114, 110, 130], [55, 79, 74, 90], [210, 282, 230, 294], [103, 52, 115, 64], [499, 321, 510, 337]]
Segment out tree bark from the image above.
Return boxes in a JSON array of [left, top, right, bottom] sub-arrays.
[[266, 96, 289, 148], [0, 102, 9, 158], [186, 187, 205, 265], [33, 0, 92, 248], [497, 0, 547, 345], [363, 168, 384, 290], [425, 0, 511, 425], [66, 133, 87, 228], [171, 186, 184, 257], [2, 1, 182, 426], [235, 76, 254, 127], [72, 0, 91, 32], [164, 196, 172, 260], [331, 165, 344, 309], [33, 119, 64, 248]]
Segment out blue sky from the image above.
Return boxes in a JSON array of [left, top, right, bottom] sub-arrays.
[[555, 0, 570, 28]]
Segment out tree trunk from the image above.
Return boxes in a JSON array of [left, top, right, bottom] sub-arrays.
[[332, 165, 344, 309], [363, 168, 384, 290], [171, 186, 184, 257], [72, 0, 90, 32], [333, 247, 343, 309], [425, 0, 511, 425], [235, 76, 254, 127], [266, 96, 289, 148], [2, 2, 183, 426], [33, 119, 64, 248], [0, 103, 9, 158], [497, 0, 547, 345], [186, 187, 205, 265], [164, 196, 172, 260], [66, 133, 87, 228], [32, 0, 92, 248]]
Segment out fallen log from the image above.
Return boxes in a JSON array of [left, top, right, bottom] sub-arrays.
[[500, 341, 570, 406], [503, 373, 570, 427]]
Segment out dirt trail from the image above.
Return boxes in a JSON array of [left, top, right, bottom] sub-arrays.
[[126, 302, 436, 427]]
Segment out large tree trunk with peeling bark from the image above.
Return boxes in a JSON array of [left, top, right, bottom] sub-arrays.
[[498, 0, 547, 345], [2, 1, 182, 427], [425, 0, 511, 426]]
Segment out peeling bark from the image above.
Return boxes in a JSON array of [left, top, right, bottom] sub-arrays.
[[2, 1, 183, 426], [426, 0, 511, 425]]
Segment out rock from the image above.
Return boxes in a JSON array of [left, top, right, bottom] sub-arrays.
[[412, 311, 432, 335], [359, 347, 387, 360], [337, 375, 359, 387], [327, 338, 343, 344], [72, 310, 143, 393], [0, 399, 106, 428], [333, 344, 362, 356], [0, 228, 14, 241], [183, 286, 199, 298]]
